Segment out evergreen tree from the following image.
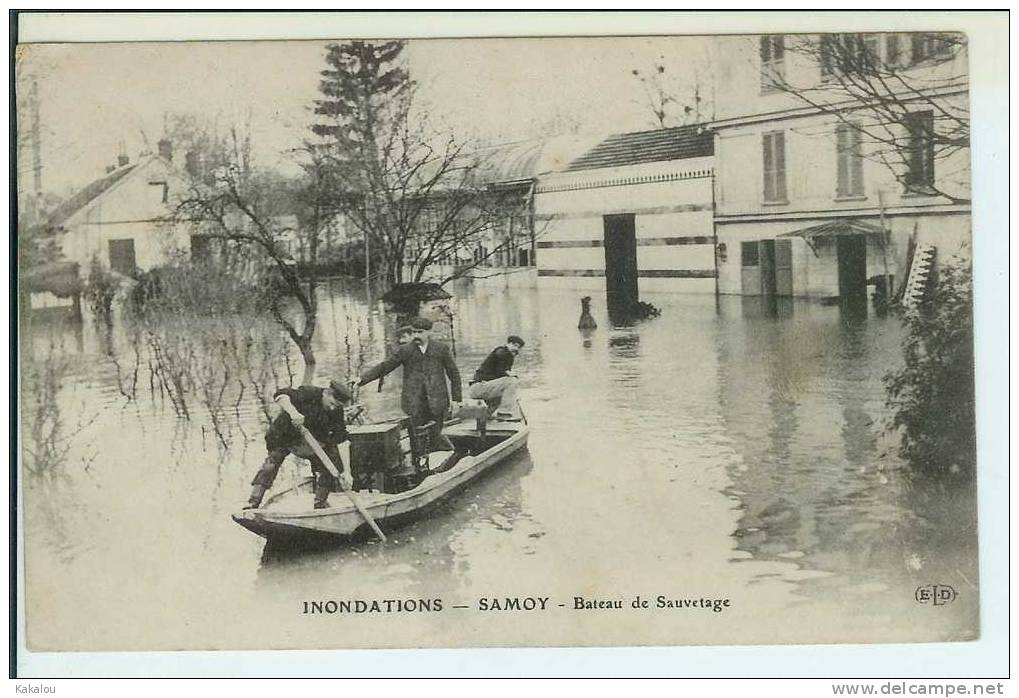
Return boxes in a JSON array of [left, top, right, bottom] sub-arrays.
[[309, 40, 530, 288], [312, 41, 411, 149]]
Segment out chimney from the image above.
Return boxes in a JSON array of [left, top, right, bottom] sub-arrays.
[[158, 138, 173, 161], [118, 154, 129, 167]]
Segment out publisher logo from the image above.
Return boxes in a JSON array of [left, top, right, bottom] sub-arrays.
[[914, 584, 957, 606]]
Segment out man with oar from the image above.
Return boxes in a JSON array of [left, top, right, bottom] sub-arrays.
[[244, 381, 355, 511]]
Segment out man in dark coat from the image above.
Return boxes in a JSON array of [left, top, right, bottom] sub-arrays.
[[244, 380, 354, 510], [359, 317, 461, 447]]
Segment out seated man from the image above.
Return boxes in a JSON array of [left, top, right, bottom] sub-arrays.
[[244, 380, 355, 510], [468, 335, 525, 419]]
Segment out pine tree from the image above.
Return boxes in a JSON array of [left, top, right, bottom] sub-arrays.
[[311, 41, 412, 151]]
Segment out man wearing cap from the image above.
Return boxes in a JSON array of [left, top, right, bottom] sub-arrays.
[[468, 335, 525, 419], [244, 380, 355, 510], [359, 317, 462, 448]]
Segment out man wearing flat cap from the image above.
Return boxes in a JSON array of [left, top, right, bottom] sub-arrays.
[[359, 316, 462, 449], [244, 380, 355, 510]]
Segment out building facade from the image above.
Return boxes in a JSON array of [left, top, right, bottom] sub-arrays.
[[534, 126, 716, 304], [51, 142, 189, 277], [413, 136, 599, 290], [711, 33, 970, 301]]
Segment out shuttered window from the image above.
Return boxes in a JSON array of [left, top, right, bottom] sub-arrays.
[[762, 131, 787, 203], [741, 241, 760, 267], [760, 35, 786, 90], [903, 110, 935, 190], [885, 34, 902, 66], [836, 123, 865, 197]]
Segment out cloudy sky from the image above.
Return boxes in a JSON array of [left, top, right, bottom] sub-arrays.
[[16, 36, 713, 197]]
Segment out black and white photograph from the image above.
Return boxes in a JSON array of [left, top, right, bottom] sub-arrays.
[[11, 11, 1006, 673]]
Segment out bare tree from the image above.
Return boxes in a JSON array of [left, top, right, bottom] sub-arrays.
[[631, 57, 712, 128], [763, 32, 969, 204], [311, 40, 530, 289], [174, 131, 329, 385]]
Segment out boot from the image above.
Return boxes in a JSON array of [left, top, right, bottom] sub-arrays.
[[313, 484, 331, 510], [243, 484, 267, 510]]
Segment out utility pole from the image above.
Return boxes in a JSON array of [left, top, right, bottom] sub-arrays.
[[878, 189, 893, 301], [364, 230, 371, 303], [30, 79, 42, 207]]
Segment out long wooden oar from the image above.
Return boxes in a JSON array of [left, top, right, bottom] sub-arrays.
[[297, 425, 387, 542]]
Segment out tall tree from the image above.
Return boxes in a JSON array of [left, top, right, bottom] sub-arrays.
[[311, 40, 528, 289]]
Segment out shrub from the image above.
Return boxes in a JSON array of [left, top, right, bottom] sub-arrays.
[[84, 257, 119, 322], [885, 258, 975, 479]]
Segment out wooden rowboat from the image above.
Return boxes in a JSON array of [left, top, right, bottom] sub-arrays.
[[231, 413, 529, 542]]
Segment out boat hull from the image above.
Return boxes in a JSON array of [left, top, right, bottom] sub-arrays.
[[232, 420, 529, 542]]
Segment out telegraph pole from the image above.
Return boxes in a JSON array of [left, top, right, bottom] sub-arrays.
[[30, 79, 42, 197], [364, 230, 371, 302]]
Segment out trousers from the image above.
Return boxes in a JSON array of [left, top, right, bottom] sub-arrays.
[[467, 376, 518, 414], [252, 441, 340, 496]]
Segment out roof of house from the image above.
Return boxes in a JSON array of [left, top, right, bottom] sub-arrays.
[[565, 124, 714, 172], [21, 260, 83, 296], [45, 163, 140, 228], [469, 134, 605, 183]]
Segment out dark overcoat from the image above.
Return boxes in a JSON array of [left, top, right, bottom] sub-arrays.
[[360, 340, 462, 420]]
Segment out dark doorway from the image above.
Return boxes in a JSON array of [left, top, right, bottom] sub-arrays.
[[603, 213, 638, 319], [108, 238, 137, 275], [836, 235, 867, 301], [759, 239, 777, 297]]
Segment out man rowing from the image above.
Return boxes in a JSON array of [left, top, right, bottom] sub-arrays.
[[244, 381, 355, 510]]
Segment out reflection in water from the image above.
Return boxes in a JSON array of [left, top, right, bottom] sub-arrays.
[[717, 297, 977, 638], [254, 452, 536, 606], [20, 287, 978, 649]]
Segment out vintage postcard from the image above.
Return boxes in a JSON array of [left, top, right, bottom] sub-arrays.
[[12, 11, 1006, 668]]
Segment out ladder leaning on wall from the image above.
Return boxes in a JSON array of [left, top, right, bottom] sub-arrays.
[[901, 243, 937, 309]]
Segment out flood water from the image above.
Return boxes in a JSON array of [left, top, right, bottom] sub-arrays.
[[20, 284, 978, 651]]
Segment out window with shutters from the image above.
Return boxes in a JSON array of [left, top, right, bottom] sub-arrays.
[[910, 33, 954, 64], [741, 241, 760, 267], [760, 35, 785, 91], [884, 34, 902, 67], [835, 123, 865, 198], [762, 131, 787, 204], [903, 111, 935, 191], [820, 33, 906, 80]]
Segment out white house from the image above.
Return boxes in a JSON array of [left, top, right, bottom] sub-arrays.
[[49, 140, 190, 277], [534, 125, 716, 305], [711, 33, 970, 301]]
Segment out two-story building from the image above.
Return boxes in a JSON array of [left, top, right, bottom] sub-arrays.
[[711, 33, 970, 302]]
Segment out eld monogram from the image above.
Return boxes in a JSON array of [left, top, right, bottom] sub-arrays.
[[914, 584, 958, 607]]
